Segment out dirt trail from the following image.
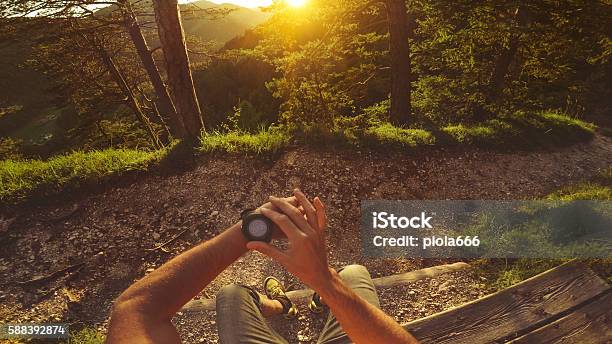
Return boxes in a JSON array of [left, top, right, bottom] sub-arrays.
[[1, 135, 611, 343]]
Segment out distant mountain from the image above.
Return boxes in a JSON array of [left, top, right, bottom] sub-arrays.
[[181, 1, 269, 47], [95, 0, 270, 48]]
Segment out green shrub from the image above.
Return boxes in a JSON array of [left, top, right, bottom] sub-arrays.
[[199, 127, 290, 154], [0, 149, 164, 204]]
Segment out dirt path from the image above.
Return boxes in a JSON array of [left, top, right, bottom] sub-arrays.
[[1, 135, 611, 343]]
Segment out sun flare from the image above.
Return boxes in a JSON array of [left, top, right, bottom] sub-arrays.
[[286, 0, 308, 7]]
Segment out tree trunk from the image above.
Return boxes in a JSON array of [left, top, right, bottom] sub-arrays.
[[153, 0, 204, 141], [488, 35, 520, 102], [122, 4, 187, 139], [98, 46, 162, 148], [385, 0, 412, 127], [488, 6, 527, 102]]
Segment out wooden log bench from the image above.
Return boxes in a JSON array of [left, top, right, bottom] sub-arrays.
[[331, 260, 611, 343]]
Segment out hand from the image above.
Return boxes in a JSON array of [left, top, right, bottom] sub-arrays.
[[247, 189, 333, 292], [258, 195, 297, 239]]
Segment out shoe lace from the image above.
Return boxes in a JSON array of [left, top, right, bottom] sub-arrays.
[[268, 284, 284, 298]]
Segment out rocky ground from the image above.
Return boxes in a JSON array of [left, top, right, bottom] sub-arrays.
[[1, 134, 611, 343]]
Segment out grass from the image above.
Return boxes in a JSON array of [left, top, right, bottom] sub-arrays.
[[474, 258, 563, 291], [441, 110, 595, 147], [68, 328, 105, 344], [548, 167, 611, 201], [196, 110, 594, 153], [199, 127, 291, 154], [363, 123, 436, 147], [477, 166, 612, 291], [0, 111, 596, 205], [0, 148, 166, 204]]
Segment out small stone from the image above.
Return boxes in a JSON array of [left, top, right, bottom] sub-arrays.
[[152, 232, 161, 240], [438, 281, 451, 292], [210, 211, 219, 217]]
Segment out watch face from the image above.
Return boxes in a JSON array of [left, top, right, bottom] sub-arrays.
[[247, 218, 270, 238]]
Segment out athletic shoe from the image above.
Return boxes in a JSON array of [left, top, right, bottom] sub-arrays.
[[264, 276, 298, 319]]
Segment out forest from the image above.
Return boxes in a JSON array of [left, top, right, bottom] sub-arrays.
[[0, 0, 611, 343]]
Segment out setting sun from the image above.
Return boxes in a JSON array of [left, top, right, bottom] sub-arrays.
[[286, 0, 308, 7]]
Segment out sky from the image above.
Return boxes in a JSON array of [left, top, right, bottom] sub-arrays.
[[206, 0, 273, 8]]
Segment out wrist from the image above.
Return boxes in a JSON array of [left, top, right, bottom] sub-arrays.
[[313, 267, 342, 300], [225, 221, 249, 254]]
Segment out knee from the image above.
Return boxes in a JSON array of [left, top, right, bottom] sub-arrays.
[[217, 284, 250, 300], [338, 265, 373, 285], [339, 264, 370, 277]]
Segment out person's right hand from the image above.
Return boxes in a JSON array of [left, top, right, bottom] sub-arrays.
[[247, 189, 334, 293], [258, 195, 297, 240]]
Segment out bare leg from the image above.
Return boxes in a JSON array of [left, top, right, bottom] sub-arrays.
[[260, 298, 284, 317]]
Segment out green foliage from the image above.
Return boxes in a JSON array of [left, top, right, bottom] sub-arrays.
[[68, 328, 105, 344], [199, 127, 290, 154], [412, 75, 484, 124], [0, 149, 165, 204], [194, 57, 279, 130]]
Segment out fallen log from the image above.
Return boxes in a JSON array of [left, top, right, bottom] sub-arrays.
[[181, 262, 470, 312]]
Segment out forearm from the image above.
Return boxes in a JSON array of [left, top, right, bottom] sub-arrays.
[[317, 270, 419, 344], [114, 222, 247, 318]]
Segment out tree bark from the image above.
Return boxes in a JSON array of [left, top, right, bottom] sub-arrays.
[[98, 46, 162, 148], [488, 6, 527, 102], [385, 0, 412, 127], [121, 3, 186, 139], [153, 0, 204, 141], [488, 35, 520, 102]]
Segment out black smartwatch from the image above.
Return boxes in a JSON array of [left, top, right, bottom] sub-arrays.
[[241, 209, 274, 243]]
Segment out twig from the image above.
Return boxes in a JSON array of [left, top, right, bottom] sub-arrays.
[[16, 262, 85, 286], [145, 228, 191, 252]]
